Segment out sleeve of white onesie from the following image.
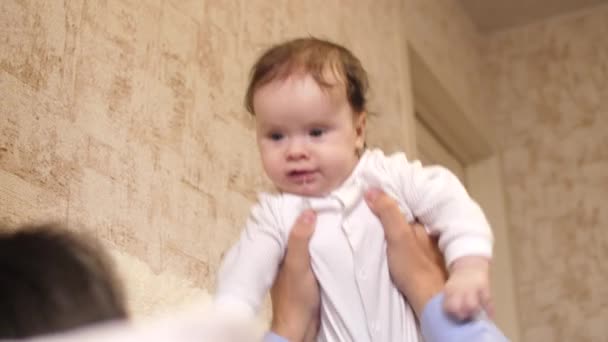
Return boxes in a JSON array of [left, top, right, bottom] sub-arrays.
[[215, 194, 286, 318], [377, 151, 493, 266]]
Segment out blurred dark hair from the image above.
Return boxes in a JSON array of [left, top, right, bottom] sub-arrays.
[[0, 223, 127, 338]]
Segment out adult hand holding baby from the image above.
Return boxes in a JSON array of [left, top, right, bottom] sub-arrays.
[[270, 210, 320, 342], [364, 188, 448, 318]]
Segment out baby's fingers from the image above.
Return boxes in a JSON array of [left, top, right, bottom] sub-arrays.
[[444, 288, 481, 321], [480, 286, 494, 319]]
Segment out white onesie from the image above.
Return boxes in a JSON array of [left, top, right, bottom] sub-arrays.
[[216, 149, 493, 341]]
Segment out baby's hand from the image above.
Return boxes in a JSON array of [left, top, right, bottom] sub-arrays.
[[444, 256, 492, 321]]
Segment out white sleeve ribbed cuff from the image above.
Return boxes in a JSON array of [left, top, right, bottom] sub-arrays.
[[444, 236, 493, 267]]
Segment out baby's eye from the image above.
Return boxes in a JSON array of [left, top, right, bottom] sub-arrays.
[[269, 132, 284, 141], [309, 128, 324, 137]]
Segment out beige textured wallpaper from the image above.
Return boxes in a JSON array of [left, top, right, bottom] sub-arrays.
[[0, 0, 415, 317], [483, 5, 608, 341]]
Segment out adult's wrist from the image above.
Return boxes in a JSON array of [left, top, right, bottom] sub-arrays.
[[264, 331, 289, 342], [407, 277, 444, 318], [270, 317, 304, 342]]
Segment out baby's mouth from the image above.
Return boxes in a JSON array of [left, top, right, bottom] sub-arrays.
[[289, 170, 314, 176], [287, 169, 318, 183]]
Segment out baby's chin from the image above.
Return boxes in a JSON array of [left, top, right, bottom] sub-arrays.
[[278, 184, 331, 198]]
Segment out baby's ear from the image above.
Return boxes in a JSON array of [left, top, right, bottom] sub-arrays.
[[354, 112, 367, 150]]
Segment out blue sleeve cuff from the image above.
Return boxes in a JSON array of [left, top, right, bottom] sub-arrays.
[[421, 293, 510, 342], [263, 332, 289, 342]]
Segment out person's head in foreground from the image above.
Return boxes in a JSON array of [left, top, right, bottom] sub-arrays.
[[0, 223, 127, 339], [246, 37, 369, 197]]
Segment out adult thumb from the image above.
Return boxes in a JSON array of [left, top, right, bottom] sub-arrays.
[[284, 210, 316, 268], [364, 188, 410, 243]]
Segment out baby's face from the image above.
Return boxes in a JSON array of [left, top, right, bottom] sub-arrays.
[[253, 73, 365, 197]]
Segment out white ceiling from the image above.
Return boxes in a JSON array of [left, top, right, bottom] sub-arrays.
[[459, 0, 608, 32]]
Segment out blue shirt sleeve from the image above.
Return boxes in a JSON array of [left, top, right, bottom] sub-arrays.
[[263, 332, 290, 342], [421, 293, 510, 342]]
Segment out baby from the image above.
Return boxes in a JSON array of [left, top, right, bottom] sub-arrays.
[[216, 37, 493, 341]]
